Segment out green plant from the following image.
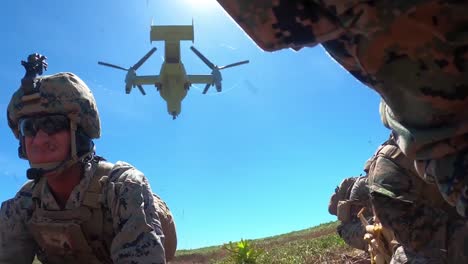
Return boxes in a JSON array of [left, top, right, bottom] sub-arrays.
[[223, 239, 263, 264]]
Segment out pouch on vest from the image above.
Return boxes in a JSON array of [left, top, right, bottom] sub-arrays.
[[28, 207, 104, 264]]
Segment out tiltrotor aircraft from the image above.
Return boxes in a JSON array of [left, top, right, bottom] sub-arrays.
[[98, 23, 249, 119]]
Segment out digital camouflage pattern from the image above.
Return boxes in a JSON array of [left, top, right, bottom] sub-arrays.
[[329, 176, 372, 251], [216, 0, 468, 217], [152, 193, 178, 262], [0, 160, 168, 264], [7, 72, 100, 139], [367, 138, 468, 263]]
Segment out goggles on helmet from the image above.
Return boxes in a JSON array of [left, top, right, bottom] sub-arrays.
[[18, 115, 70, 137]]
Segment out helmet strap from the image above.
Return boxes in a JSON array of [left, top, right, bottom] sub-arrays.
[[70, 120, 78, 161], [27, 119, 92, 181]]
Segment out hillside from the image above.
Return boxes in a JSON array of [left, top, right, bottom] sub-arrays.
[[33, 221, 369, 264], [171, 221, 369, 264]]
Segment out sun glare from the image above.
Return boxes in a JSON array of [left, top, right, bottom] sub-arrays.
[[184, 0, 217, 10]]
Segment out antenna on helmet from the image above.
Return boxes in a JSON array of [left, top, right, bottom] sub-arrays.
[[20, 53, 48, 95]]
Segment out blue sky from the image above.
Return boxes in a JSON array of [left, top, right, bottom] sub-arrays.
[[0, 0, 390, 249]]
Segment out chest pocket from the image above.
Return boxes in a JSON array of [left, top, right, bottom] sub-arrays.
[[27, 161, 114, 264], [28, 207, 103, 264]]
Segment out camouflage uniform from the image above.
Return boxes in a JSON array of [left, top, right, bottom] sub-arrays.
[[367, 136, 468, 263], [0, 70, 176, 263], [329, 176, 372, 251], [216, 0, 468, 217]]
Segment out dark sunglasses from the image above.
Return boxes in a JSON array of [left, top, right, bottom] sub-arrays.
[[18, 115, 70, 137]]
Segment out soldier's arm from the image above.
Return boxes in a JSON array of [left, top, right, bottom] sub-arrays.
[[337, 221, 367, 251], [106, 163, 166, 264], [0, 193, 38, 264], [216, 0, 342, 51]]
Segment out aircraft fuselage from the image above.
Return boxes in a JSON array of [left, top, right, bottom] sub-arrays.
[[158, 62, 189, 119]]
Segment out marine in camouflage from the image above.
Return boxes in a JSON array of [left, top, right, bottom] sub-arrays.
[[329, 176, 372, 251], [367, 136, 468, 263], [1, 68, 174, 263], [216, 0, 468, 217]]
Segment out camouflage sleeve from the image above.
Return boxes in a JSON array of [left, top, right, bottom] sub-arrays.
[[216, 0, 343, 51], [0, 183, 38, 264], [105, 162, 166, 264]]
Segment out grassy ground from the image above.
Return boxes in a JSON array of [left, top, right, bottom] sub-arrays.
[[33, 221, 369, 264], [172, 221, 369, 264]]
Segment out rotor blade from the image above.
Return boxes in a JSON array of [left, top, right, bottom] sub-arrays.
[[218, 60, 250, 70], [137, 85, 146, 95], [98, 61, 128, 71], [190, 46, 215, 69], [202, 83, 211, 94], [132, 47, 157, 70]]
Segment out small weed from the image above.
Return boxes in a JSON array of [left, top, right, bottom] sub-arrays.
[[223, 239, 264, 264]]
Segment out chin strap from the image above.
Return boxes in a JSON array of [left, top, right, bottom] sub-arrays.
[[27, 151, 94, 181], [27, 150, 94, 182], [27, 119, 92, 182], [27, 160, 68, 181]]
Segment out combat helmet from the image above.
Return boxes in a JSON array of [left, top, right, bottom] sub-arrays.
[[328, 177, 358, 215], [7, 53, 100, 179]]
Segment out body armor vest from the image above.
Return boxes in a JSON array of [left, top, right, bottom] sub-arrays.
[[27, 161, 114, 264], [26, 161, 178, 263]]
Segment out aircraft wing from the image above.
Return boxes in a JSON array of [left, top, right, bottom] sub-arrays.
[[132, 75, 161, 85], [187, 74, 213, 84]]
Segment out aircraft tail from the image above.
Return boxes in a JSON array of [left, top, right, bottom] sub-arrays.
[[150, 24, 194, 42]]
